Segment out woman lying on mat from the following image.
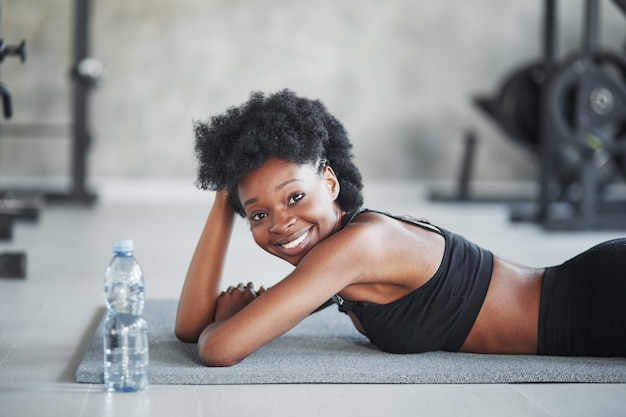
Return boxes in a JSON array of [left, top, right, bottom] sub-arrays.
[[175, 89, 626, 366]]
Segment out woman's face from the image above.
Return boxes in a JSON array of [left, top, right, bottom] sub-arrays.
[[238, 158, 344, 265]]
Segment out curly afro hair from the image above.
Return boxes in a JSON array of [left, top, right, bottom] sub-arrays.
[[193, 89, 364, 217]]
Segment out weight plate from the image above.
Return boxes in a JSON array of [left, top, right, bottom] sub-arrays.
[[544, 50, 626, 180], [495, 62, 545, 151]]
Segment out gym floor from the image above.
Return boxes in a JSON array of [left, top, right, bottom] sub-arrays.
[[1, 179, 625, 417]]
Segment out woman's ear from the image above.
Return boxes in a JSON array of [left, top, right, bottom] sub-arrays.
[[323, 166, 340, 200]]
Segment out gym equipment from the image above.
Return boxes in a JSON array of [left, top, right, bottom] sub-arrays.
[[0, 0, 99, 204], [429, 64, 547, 203], [544, 50, 626, 187], [0, 251, 25, 278], [0, 0, 100, 277], [474, 62, 545, 153], [0, 38, 26, 119], [0, 1, 35, 278], [434, 0, 626, 230], [512, 0, 626, 229]]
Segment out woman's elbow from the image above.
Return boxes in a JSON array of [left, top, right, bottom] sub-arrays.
[[175, 327, 199, 344], [175, 326, 241, 366], [198, 339, 244, 367], [174, 318, 203, 343], [199, 350, 242, 367]]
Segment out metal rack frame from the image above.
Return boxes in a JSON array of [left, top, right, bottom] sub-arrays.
[[0, 0, 98, 204]]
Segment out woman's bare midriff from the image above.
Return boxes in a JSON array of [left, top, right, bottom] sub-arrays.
[[459, 256, 545, 354]]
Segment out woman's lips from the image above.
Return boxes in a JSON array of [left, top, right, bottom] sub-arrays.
[[279, 228, 310, 250]]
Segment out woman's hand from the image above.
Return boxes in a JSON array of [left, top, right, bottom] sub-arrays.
[[215, 282, 266, 322]]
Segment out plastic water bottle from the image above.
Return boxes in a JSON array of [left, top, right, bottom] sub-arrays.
[[104, 239, 145, 315], [103, 239, 149, 392]]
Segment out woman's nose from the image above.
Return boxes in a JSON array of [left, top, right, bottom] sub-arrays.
[[269, 210, 295, 234]]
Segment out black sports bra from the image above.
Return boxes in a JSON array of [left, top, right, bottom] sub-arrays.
[[335, 209, 493, 353]]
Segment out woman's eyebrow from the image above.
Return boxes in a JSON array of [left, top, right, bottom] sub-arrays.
[[276, 178, 301, 191], [243, 197, 257, 208], [243, 178, 303, 207]]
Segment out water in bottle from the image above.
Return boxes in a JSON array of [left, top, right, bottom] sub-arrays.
[[103, 312, 149, 392], [102, 239, 149, 392]]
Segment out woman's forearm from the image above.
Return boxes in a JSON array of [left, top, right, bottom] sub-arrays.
[[175, 191, 235, 342]]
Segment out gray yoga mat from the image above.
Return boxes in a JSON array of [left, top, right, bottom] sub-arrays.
[[76, 299, 626, 384]]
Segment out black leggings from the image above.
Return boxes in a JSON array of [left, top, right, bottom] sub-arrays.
[[538, 238, 626, 357]]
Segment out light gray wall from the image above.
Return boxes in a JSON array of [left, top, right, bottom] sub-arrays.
[[1, 0, 624, 185]]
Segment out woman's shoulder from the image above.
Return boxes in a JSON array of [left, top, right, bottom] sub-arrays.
[[302, 210, 390, 263], [319, 208, 446, 289], [343, 208, 397, 226], [346, 208, 443, 236], [340, 209, 392, 235], [290, 211, 391, 286], [330, 209, 418, 256]]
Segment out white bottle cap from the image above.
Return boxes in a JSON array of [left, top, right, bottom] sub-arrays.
[[112, 239, 134, 252]]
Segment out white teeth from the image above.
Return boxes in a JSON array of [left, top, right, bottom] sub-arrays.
[[281, 230, 308, 249]]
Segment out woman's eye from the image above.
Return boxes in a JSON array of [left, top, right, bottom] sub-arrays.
[[288, 193, 304, 205], [250, 212, 267, 222]]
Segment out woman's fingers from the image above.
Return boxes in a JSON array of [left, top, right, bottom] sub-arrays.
[[214, 282, 262, 321], [223, 282, 262, 297]]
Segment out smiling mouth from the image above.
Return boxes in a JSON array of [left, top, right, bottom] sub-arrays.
[[279, 229, 310, 250]]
